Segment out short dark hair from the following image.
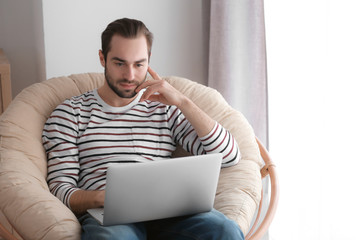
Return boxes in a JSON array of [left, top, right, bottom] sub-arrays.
[[101, 18, 153, 61]]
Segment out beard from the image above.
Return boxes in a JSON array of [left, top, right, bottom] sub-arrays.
[[104, 66, 146, 99]]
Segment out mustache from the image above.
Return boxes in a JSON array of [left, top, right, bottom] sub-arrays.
[[117, 79, 140, 85]]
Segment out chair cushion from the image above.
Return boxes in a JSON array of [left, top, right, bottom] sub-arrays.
[[0, 73, 262, 239]]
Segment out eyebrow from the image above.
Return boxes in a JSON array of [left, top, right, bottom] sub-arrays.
[[111, 57, 147, 64]]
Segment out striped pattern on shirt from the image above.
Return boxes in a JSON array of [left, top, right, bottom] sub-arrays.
[[42, 89, 240, 208]]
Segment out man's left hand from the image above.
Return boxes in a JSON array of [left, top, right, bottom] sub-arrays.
[[136, 67, 186, 108]]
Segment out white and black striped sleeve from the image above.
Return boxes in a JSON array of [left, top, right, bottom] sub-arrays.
[[42, 99, 80, 208], [167, 106, 240, 167], [199, 122, 240, 167]]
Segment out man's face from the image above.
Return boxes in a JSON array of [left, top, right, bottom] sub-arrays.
[[100, 35, 149, 99]]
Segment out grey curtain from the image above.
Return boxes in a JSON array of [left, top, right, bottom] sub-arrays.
[[206, 0, 269, 239]]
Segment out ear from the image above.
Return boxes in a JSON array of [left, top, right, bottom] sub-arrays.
[[99, 50, 106, 67]]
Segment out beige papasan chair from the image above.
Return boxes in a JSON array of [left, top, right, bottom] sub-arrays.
[[0, 73, 278, 240]]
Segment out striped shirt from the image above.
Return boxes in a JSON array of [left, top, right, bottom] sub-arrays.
[[42, 89, 240, 208]]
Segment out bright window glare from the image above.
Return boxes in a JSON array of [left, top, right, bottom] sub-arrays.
[[265, 1, 360, 239]]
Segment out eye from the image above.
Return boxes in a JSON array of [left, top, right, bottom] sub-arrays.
[[136, 63, 143, 67], [115, 62, 124, 67]]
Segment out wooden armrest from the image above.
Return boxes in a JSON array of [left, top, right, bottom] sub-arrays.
[[245, 137, 279, 240]]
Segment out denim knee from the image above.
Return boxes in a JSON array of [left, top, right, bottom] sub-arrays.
[[80, 214, 147, 240], [218, 217, 245, 240], [204, 209, 245, 240]]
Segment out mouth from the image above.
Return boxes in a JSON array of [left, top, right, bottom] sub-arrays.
[[119, 82, 136, 89], [117, 80, 138, 90]]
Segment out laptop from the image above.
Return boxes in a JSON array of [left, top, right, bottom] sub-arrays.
[[87, 153, 222, 226]]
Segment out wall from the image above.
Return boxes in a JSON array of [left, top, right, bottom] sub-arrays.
[[0, 0, 46, 97], [42, 0, 208, 85], [0, 0, 207, 97]]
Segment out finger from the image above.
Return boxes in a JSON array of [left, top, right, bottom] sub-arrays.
[[148, 66, 161, 80], [136, 78, 156, 92], [136, 67, 160, 92], [139, 83, 161, 101], [141, 92, 161, 103]]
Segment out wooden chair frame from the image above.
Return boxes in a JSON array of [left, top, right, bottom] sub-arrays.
[[245, 137, 279, 240]]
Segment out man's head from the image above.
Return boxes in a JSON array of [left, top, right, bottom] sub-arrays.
[[99, 18, 154, 100], [101, 18, 153, 62]]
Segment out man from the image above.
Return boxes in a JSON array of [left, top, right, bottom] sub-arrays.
[[43, 18, 244, 239]]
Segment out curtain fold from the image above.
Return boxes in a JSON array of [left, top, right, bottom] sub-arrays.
[[207, 1, 269, 239], [207, 0, 268, 146]]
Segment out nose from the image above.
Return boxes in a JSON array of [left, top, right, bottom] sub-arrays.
[[123, 66, 135, 80]]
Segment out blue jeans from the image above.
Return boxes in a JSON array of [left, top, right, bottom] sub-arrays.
[[79, 209, 244, 240]]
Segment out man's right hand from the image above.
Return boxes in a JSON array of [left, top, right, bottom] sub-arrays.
[[69, 190, 105, 217]]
